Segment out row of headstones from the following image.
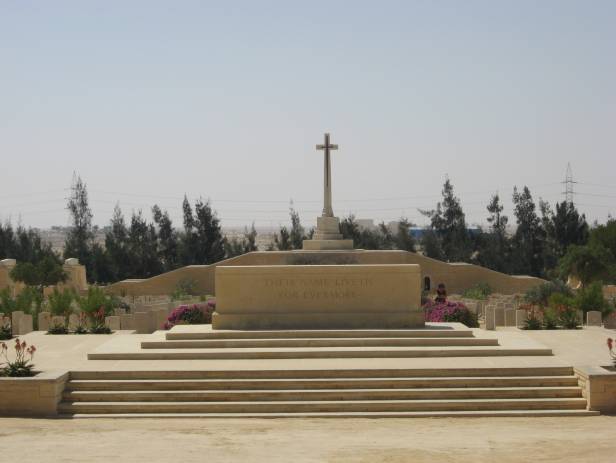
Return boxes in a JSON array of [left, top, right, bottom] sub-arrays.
[[1, 306, 176, 336], [484, 307, 616, 330]]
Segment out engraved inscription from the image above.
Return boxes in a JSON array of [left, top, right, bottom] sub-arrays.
[[263, 277, 373, 300]]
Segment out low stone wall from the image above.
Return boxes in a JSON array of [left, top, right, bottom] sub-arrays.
[[107, 250, 545, 298], [0, 370, 69, 416], [575, 365, 616, 413]]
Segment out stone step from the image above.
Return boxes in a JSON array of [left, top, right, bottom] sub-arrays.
[[57, 397, 589, 414], [66, 375, 580, 391], [69, 367, 575, 380], [165, 329, 475, 340], [88, 346, 553, 361], [141, 337, 500, 349], [63, 387, 583, 402], [60, 409, 601, 418]]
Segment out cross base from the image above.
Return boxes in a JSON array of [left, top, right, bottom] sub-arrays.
[[302, 216, 354, 250]]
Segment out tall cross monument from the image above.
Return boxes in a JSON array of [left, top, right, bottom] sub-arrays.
[[316, 133, 338, 217], [302, 132, 354, 250]]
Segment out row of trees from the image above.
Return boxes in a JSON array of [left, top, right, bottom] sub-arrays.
[[1, 174, 614, 286], [62, 176, 256, 283], [418, 179, 591, 278]]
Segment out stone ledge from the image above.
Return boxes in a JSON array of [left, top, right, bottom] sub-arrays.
[[574, 365, 616, 413], [0, 370, 69, 416]]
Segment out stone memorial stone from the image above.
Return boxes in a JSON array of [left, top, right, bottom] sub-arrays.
[[105, 316, 121, 331], [114, 308, 127, 316], [17, 314, 33, 335], [120, 314, 135, 330], [604, 312, 616, 329], [577, 310, 584, 325], [213, 264, 422, 330], [494, 308, 505, 326], [38, 312, 51, 332], [586, 310, 602, 327], [485, 307, 496, 330], [303, 133, 353, 251], [504, 309, 516, 327], [134, 312, 151, 334], [515, 309, 527, 327], [11, 311, 24, 335], [153, 308, 168, 331]]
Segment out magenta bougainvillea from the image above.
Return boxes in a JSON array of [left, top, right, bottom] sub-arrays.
[[424, 300, 479, 327], [163, 299, 216, 330]]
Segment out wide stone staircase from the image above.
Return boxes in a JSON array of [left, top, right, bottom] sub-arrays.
[[87, 327, 553, 360], [59, 367, 595, 417], [63, 325, 597, 417]]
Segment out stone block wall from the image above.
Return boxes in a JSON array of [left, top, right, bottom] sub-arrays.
[[0, 370, 69, 416]]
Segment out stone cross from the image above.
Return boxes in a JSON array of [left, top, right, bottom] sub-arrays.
[[316, 133, 338, 217]]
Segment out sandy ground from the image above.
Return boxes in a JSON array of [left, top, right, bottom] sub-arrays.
[[1, 416, 615, 463]]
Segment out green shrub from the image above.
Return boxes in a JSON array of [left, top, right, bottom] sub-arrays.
[[0, 288, 16, 313], [558, 305, 581, 329], [542, 307, 559, 330], [171, 279, 197, 301], [575, 282, 609, 314], [520, 304, 543, 330], [525, 280, 572, 307], [462, 283, 492, 300], [78, 286, 114, 319], [0, 319, 11, 340], [48, 288, 74, 319]]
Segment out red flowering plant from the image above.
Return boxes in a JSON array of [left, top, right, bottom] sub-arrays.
[[89, 306, 112, 334], [74, 311, 89, 334], [608, 338, 616, 368], [1, 338, 36, 377], [424, 300, 479, 328], [520, 303, 543, 330], [164, 299, 216, 330]]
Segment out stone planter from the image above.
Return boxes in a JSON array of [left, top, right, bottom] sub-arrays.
[[575, 365, 616, 413], [0, 370, 69, 416]]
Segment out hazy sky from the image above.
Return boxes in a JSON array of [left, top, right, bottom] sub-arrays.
[[1, 1, 615, 230]]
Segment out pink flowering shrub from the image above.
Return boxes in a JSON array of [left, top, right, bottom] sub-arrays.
[[424, 300, 479, 328], [608, 338, 616, 367], [164, 299, 216, 330]]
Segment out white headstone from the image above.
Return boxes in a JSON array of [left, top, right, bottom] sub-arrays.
[[17, 314, 33, 335], [586, 311, 602, 327], [105, 316, 121, 331], [604, 312, 616, 329], [38, 311, 51, 332], [120, 314, 135, 330], [504, 309, 517, 327], [485, 307, 496, 330]]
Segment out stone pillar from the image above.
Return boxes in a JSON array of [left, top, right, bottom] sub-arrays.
[[586, 311, 602, 327], [38, 312, 51, 332]]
